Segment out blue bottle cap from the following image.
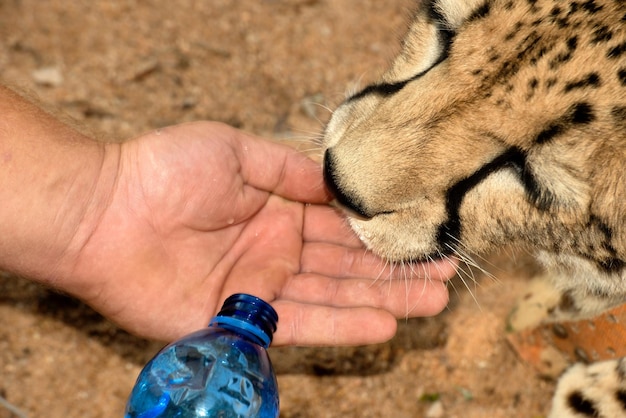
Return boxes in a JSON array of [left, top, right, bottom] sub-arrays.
[[210, 294, 278, 348]]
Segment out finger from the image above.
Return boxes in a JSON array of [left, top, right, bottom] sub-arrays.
[[302, 204, 364, 248], [227, 126, 329, 203], [280, 273, 450, 319], [270, 301, 399, 346], [301, 242, 459, 281]]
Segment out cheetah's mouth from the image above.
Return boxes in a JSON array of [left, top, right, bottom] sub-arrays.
[[345, 212, 457, 266], [324, 148, 458, 267]]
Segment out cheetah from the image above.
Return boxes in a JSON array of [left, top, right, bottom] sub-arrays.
[[321, 0, 626, 416]]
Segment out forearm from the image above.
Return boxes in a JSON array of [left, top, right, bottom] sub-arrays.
[[0, 84, 120, 287]]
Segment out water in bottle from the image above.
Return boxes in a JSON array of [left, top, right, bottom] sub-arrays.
[[124, 293, 279, 418]]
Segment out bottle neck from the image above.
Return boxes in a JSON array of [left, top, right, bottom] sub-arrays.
[[211, 294, 278, 348], [209, 316, 269, 347]]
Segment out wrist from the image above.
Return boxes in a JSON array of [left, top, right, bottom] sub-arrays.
[[51, 141, 122, 292], [0, 84, 121, 290]]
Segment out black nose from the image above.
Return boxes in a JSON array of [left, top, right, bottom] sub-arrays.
[[323, 149, 372, 219]]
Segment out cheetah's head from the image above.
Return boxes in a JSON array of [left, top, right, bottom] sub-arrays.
[[322, 0, 625, 281]]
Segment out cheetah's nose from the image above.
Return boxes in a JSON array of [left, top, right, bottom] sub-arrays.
[[323, 149, 373, 220]]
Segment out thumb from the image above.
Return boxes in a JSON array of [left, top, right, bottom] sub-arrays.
[[228, 127, 329, 203]]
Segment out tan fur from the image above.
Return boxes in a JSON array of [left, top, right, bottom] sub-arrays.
[[323, 0, 626, 416], [324, 0, 625, 301]]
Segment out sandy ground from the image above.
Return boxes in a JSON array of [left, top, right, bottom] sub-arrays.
[[0, 1, 555, 417]]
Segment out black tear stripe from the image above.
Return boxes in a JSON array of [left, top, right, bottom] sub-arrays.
[[348, 80, 409, 100], [598, 257, 626, 273], [347, 2, 455, 102], [436, 147, 546, 253], [535, 102, 596, 144]]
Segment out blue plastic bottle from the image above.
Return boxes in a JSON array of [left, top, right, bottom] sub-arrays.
[[124, 294, 279, 418]]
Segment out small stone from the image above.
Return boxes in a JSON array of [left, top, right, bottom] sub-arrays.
[[425, 400, 444, 418], [32, 66, 63, 87]]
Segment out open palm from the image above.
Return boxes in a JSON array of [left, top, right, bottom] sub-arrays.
[[67, 122, 454, 345]]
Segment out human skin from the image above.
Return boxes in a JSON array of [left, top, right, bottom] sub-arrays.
[[0, 84, 456, 346]]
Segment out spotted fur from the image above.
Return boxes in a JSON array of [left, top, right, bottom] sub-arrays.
[[322, 0, 626, 416]]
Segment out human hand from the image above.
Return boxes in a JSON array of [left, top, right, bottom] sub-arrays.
[[63, 122, 456, 346]]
